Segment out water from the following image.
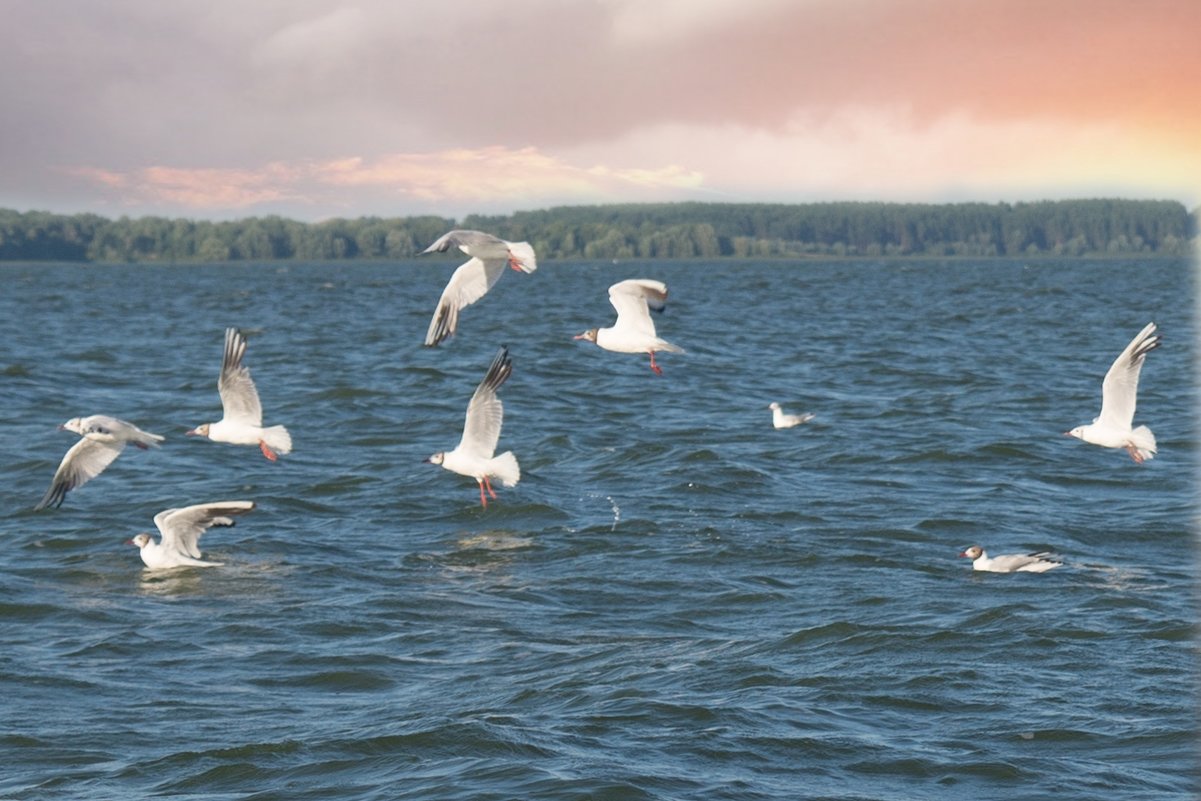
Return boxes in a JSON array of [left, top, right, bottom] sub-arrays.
[[0, 257, 1196, 800]]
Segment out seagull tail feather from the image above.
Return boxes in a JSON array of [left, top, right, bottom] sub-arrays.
[[262, 425, 293, 456], [489, 451, 521, 488], [1129, 425, 1157, 461]]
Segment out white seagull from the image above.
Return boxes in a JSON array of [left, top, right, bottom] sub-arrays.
[[35, 415, 164, 510], [424, 346, 520, 508], [127, 500, 255, 568], [573, 279, 684, 375], [187, 327, 292, 461], [421, 229, 537, 347], [959, 545, 1062, 573], [769, 402, 815, 429], [1066, 322, 1160, 463]]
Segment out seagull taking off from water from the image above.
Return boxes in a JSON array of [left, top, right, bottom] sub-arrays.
[[1065, 322, 1160, 463], [424, 346, 520, 508], [35, 415, 164, 510], [573, 279, 684, 376], [959, 545, 1062, 573], [769, 402, 815, 429], [127, 501, 255, 568], [421, 230, 537, 347], [187, 328, 292, 461]]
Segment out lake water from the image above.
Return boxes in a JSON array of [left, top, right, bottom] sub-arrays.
[[0, 257, 1196, 800]]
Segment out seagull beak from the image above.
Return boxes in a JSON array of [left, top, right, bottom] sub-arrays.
[[957, 551, 970, 557], [572, 333, 588, 340], [421, 456, 432, 463], [1062, 431, 1073, 437], [124, 538, 135, 546], [185, 428, 200, 437]]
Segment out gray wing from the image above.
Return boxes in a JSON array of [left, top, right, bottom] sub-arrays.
[[608, 279, 667, 336], [80, 415, 164, 447], [35, 436, 126, 510], [457, 346, 512, 458], [218, 328, 264, 426], [1098, 322, 1159, 429], [421, 229, 503, 256], [154, 501, 255, 559], [424, 257, 508, 346]]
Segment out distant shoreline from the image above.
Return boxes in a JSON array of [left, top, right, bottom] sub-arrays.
[[2, 199, 1196, 263]]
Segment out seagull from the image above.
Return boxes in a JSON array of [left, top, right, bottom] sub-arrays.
[[421, 229, 537, 347], [1066, 322, 1160, 463], [573, 279, 684, 375], [769, 402, 815, 429], [959, 545, 1062, 573], [424, 346, 520, 508], [127, 501, 255, 568], [35, 415, 164, 510], [187, 327, 292, 461]]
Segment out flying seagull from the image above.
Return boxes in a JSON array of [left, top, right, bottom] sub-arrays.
[[421, 230, 537, 347], [424, 346, 520, 508], [187, 327, 292, 461], [1065, 322, 1160, 463], [573, 279, 684, 375], [35, 415, 163, 510]]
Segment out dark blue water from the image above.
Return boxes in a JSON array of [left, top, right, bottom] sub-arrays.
[[0, 257, 1196, 800]]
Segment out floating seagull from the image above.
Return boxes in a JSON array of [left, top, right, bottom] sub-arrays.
[[187, 327, 292, 461], [573, 278, 684, 375], [35, 415, 164, 510], [424, 346, 520, 508], [1066, 322, 1160, 463], [769, 402, 815, 429], [127, 500, 255, 568], [421, 230, 537, 347], [959, 545, 1062, 573]]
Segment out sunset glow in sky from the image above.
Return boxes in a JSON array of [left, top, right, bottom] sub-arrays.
[[3, 0, 1198, 220]]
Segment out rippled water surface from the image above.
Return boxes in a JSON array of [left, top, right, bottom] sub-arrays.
[[1, 257, 1197, 800]]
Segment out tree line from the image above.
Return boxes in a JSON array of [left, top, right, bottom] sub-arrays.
[[0, 199, 1194, 262]]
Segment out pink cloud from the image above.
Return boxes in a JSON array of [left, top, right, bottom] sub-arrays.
[[64, 146, 707, 214]]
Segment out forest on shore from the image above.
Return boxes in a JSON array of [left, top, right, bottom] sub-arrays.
[[0, 198, 1194, 263]]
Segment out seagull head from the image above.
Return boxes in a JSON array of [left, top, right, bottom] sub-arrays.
[[573, 328, 599, 344], [768, 402, 781, 411], [127, 533, 153, 549], [186, 423, 211, 438], [59, 417, 85, 434], [1064, 426, 1085, 440], [959, 545, 984, 560], [424, 452, 445, 466]]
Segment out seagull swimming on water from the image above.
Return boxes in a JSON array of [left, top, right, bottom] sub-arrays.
[[959, 545, 1062, 573], [35, 415, 164, 510], [424, 346, 520, 508], [769, 402, 815, 429], [186, 327, 292, 461], [421, 230, 537, 347], [573, 279, 684, 376], [1065, 322, 1160, 463], [127, 500, 255, 568]]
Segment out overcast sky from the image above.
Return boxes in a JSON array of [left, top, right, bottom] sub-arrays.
[[2, 0, 1198, 221]]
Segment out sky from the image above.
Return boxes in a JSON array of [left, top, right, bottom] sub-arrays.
[[2, 0, 1199, 221]]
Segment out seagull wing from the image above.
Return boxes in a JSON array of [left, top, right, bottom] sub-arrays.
[[424, 257, 508, 346], [35, 437, 126, 510], [154, 501, 255, 559], [81, 415, 164, 447], [1098, 322, 1160, 429], [218, 327, 264, 426], [422, 229, 503, 257], [608, 279, 667, 337], [457, 346, 512, 459]]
